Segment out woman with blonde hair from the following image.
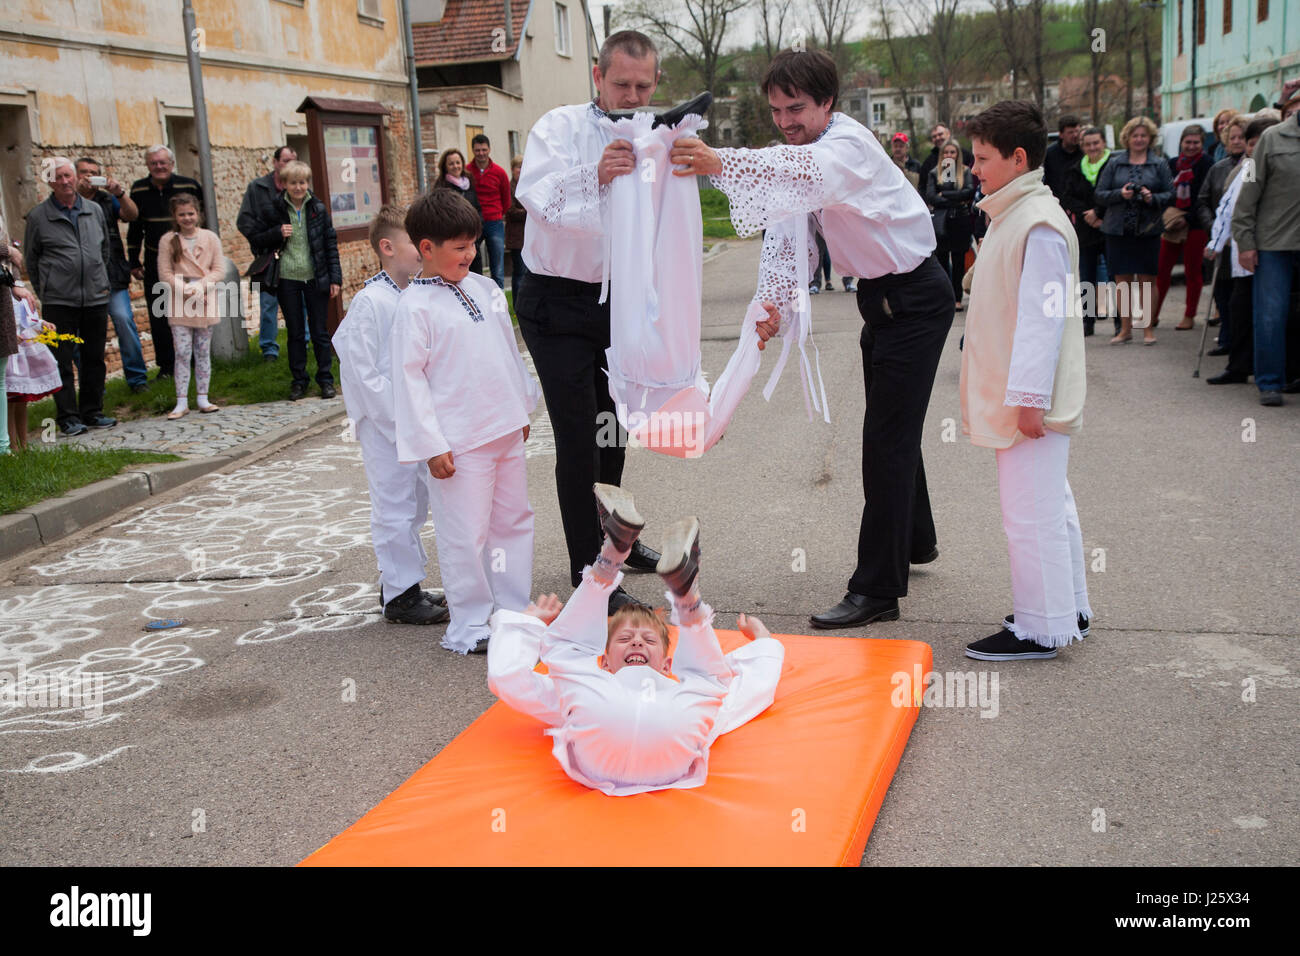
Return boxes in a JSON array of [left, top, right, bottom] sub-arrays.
[[1210, 107, 1237, 162], [1094, 115, 1173, 344], [924, 139, 977, 311]]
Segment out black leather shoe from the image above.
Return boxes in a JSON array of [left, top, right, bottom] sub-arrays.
[[289, 384, 306, 401], [384, 583, 449, 625], [910, 546, 939, 565], [1207, 370, 1248, 385], [623, 539, 661, 572], [607, 586, 641, 615], [319, 384, 337, 399], [810, 593, 900, 629], [85, 414, 117, 429], [1206, 345, 1230, 356]]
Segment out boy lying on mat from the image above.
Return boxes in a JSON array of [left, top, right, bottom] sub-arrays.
[[487, 485, 786, 796]]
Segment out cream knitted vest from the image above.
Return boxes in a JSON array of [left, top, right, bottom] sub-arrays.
[[960, 168, 1085, 449]]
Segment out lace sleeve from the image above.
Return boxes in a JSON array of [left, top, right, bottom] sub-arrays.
[[535, 164, 607, 234], [753, 217, 818, 323], [711, 145, 826, 237], [1004, 389, 1053, 409]]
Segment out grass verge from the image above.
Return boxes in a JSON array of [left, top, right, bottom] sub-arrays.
[[1, 445, 182, 515]]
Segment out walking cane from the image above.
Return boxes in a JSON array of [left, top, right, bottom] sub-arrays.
[[1192, 252, 1223, 379]]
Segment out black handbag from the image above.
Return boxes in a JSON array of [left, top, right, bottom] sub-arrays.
[[931, 209, 948, 240], [245, 248, 281, 292]]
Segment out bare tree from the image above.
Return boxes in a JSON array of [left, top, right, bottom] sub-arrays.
[[873, 0, 923, 145], [989, 0, 1025, 99], [618, 0, 750, 127], [1083, 0, 1103, 123], [808, 0, 857, 57], [754, 0, 793, 60], [898, 0, 974, 130]]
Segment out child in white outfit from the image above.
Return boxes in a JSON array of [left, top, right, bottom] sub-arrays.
[[332, 205, 448, 626], [391, 189, 540, 654], [961, 101, 1093, 661]]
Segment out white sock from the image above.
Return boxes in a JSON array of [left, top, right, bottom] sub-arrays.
[[672, 587, 704, 625], [172, 400, 188, 414], [196, 393, 209, 407], [591, 537, 631, 585]]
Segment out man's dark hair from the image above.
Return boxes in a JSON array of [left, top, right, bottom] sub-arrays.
[[471, 133, 490, 148], [405, 187, 482, 246], [598, 29, 660, 74], [273, 145, 294, 162], [1080, 126, 1105, 140], [761, 49, 839, 110], [1244, 116, 1280, 142], [967, 100, 1048, 170], [75, 156, 101, 171], [1058, 114, 1082, 133]]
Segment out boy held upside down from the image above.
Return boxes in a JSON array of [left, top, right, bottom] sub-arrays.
[[488, 484, 785, 796]]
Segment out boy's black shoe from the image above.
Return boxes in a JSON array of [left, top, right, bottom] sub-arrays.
[[424, 589, 447, 607], [320, 384, 337, 399], [289, 384, 306, 401], [657, 517, 701, 598], [384, 583, 449, 625], [593, 483, 644, 554], [1002, 613, 1090, 637], [810, 593, 899, 629], [965, 628, 1058, 660]]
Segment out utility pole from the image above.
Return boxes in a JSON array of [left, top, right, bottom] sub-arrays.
[[181, 0, 218, 234], [401, 0, 427, 191]]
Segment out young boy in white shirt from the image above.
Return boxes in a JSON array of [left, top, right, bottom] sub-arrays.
[[332, 205, 448, 626], [961, 101, 1093, 661], [391, 189, 541, 654]]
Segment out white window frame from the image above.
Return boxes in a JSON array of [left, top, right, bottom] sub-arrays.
[[554, 2, 572, 57], [357, 0, 384, 27], [872, 101, 887, 125]]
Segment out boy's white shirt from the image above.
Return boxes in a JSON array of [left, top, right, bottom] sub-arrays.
[[391, 270, 541, 464], [332, 270, 404, 443], [1004, 225, 1070, 407]]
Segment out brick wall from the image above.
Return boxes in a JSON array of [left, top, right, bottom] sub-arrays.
[[27, 106, 418, 374]]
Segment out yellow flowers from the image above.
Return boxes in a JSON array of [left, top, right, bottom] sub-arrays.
[[33, 329, 84, 347]]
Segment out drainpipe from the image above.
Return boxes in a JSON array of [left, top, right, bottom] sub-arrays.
[[402, 0, 427, 191]]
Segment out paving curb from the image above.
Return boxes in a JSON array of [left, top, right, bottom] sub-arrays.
[[1, 403, 347, 564], [702, 240, 731, 265]]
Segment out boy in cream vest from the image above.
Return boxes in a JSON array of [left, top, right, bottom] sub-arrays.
[[961, 101, 1093, 661]]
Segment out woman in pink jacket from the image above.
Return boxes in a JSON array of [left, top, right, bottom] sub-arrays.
[[157, 194, 223, 419]]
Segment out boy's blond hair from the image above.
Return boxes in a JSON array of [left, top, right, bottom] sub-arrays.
[[368, 204, 408, 257], [605, 604, 671, 653]]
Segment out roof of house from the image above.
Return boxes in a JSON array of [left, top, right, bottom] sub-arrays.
[[412, 0, 530, 66]]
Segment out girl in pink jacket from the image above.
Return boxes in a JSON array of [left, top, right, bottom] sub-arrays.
[[157, 194, 223, 419]]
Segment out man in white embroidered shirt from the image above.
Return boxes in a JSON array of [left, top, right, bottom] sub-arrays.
[[514, 30, 667, 612], [670, 49, 955, 630]]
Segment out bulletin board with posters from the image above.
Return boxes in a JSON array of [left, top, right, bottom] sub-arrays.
[[297, 96, 391, 246], [297, 96, 392, 331]]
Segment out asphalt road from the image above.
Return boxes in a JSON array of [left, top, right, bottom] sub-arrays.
[[1, 239, 1296, 866]]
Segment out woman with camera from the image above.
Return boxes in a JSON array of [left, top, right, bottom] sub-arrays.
[[1094, 117, 1173, 345]]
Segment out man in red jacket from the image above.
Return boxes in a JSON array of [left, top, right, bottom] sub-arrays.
[[469, 133, 511, 289]]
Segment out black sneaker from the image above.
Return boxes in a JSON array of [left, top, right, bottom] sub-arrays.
[[965, 628, 1058, 661], [262, 353, 278, 363], [593, 483, 644, 554], [85, 414, 117, 429], [319, 384, 337, 399], [657, 516, 701, 599], [1002, 613, 1090, 638], [129, 383, 149, 394], [423, 589, 447, 607], [384, 583, 449, 625], [1260, 391, 1283, 407], [289, 384, 307, 401], [59, 420, 88, 437]]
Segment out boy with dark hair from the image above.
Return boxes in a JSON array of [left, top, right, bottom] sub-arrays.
[[961, 100, 1091, 661], [487, 485, 785, 796], [332, 204, 447, 625], [391, 189, 540, 654]]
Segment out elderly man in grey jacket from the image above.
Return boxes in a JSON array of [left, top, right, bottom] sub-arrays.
[[23, 156, 118, 436], [1232, 95, 1300, 405]]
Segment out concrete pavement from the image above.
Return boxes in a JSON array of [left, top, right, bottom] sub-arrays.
[[1, 238, 1295, 866]]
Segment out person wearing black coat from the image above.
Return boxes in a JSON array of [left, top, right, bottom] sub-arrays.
[[1195, 116, 1247, 352], [924, 142, 976, 310], [1061, 127, 1112, 336], [433, 148, 483, 277], [274, 162, 341, 400], [917, 124, 974, 186], [237, 146, 298, 361]]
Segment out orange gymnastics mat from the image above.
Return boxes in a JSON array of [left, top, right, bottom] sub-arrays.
[[301, 632, 930, 866]]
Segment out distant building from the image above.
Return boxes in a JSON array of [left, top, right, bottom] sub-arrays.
[[1160, 0, 1300, 119], [412, 0, 597, 177]]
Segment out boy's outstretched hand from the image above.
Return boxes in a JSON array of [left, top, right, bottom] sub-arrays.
[[428, 451, 455, 479], [1017, 406, 1047, 439], [736, 613, 772, 642], [524, 593, 563, 625]]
